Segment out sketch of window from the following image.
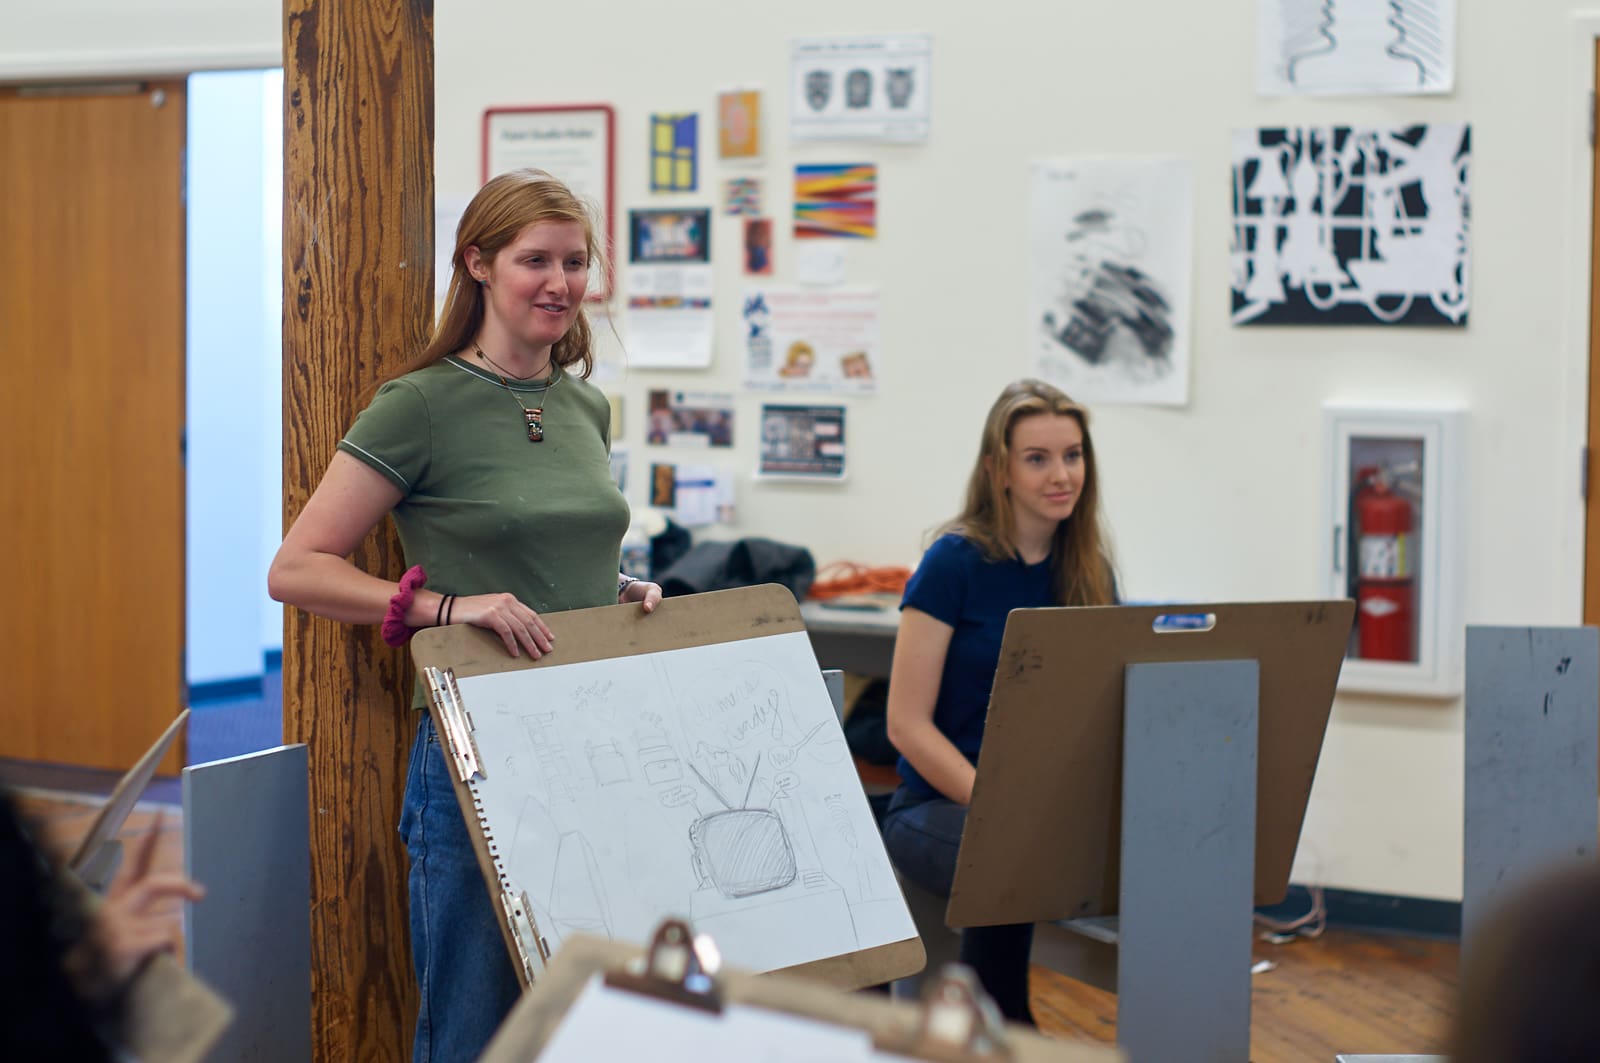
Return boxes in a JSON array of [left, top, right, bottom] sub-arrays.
[[1230, 124, 1470, 327], [1259, 0, 1456, 96], [522, 711, 582, 802]]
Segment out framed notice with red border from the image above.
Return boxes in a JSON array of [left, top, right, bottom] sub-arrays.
[[482, 104, 616, 300]]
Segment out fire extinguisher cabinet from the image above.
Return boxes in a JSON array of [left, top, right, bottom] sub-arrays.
[[1321, 404, 1466, 697]]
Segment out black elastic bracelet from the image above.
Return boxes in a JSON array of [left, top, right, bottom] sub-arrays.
[[445, 595, 456, 626], [434, 593, 448, 628]]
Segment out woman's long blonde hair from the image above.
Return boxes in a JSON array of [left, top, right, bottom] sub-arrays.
[[941, 378, 1116, 606], [382, 168, 607, 388]]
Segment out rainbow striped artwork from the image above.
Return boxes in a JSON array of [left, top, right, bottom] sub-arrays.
[[793, 163, 876, 239]]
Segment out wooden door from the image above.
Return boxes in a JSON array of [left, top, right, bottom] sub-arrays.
[[0, 83, 187, 772]]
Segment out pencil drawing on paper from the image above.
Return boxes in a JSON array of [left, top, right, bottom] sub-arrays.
[[456, 632, 915, 974], [1230, 123, 1470, 327], [1262, 0, 1455, 96], [1029, 158, 1193, 407]]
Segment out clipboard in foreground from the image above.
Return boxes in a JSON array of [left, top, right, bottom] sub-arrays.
[[948, 600, 1354, 927], [411, 583, 925, 990], [478, 919, 1122, 1063], [69, 707, 190, 887]]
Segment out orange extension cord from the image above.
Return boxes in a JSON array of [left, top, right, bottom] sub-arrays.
[[807, 561, 913, 600]]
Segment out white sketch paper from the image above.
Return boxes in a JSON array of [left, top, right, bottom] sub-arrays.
[[1231, 124, 1470, 326], [1029, 159, 1193, 407], [538, 977, 889, 1063], [790, 34, 931, 143], [625, 265, 714, 368], [454, 631, 915, 974], [1259, 0, 1455, 96]]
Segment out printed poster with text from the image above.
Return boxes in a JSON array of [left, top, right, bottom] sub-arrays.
[[741, 287, 878, 394]]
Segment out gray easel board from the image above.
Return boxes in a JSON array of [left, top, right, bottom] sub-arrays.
[[183, 744, 311, 1062], [1462, 625, 1599, 942], [947, 600, 1354, 927], [411, 584, 924, 991]]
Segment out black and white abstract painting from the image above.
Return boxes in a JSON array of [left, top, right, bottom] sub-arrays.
[[1231, 124, 1470, 327], [1259, 0, 1455, 95], [1030, 159, 1193, 407]]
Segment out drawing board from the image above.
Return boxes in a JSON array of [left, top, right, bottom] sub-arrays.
[[478, 931, 1121, 1063], [69, 707, 190, 879], [411, 584, 922, 989], [946, 601, 1353, 927]]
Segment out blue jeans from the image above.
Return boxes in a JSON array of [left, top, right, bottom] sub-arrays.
[[399, 713, 522, 1063], [881, 786, 1036, 1024]]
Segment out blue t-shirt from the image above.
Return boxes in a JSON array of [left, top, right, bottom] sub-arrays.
[[896, 533, 1055, 797]]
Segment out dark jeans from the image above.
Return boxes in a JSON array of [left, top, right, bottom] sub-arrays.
[[399, 714, 523, 1063], [880, 786, 1037, 1025]]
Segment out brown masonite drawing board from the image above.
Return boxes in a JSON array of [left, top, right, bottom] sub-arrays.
[[946, 600, 1354, 928], [410, 583, 924, 990], [477, 930, 1121, 1063]]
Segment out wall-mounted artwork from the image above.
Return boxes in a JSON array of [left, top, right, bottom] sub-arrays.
[[650, 113, 698, 193], [481, 104, 615, 299], [742, 288, 877, 394], [1231, 124, 1470, 327], [794, 164, 876, 239], [724, 177, 761, 216], [717, 88, 762, 160], [1259, 0, 1455, 96], [789, 33, 931, 143], [1029, 158, 1193, 407], [743, 218, 774, 276]]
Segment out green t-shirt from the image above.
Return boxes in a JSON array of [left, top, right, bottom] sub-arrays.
[[339, 355, 630, 623]]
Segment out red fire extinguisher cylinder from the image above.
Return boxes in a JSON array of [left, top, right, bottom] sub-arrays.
[[1355, 480, 1415, 662]]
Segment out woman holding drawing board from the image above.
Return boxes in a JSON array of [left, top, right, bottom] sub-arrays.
[[269, 168, 661, 1063], [882, 379, 1118, 1025]]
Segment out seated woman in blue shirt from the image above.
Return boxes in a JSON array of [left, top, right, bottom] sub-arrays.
[[883, 378, 1118, 1024]]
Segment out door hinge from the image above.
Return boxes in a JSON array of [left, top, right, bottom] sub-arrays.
[[1583, 445, 1591, 501], [1590, 90, 1595, 148]]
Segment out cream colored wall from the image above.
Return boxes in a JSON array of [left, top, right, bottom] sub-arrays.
[[1, 1, 278, 79], [7, 0, 1591, 901], [436, 0, 1592, 902]]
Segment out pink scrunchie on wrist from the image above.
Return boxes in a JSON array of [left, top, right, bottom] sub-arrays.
[[381, 565, 428, 647]]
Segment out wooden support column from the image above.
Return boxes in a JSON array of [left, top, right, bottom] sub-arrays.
[[282, 2, 433, 1060]]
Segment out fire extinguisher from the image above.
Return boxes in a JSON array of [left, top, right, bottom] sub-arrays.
[[1354, 473, 1415, 661]]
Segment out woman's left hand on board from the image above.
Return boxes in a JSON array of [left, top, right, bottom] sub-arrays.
[[621, 579, 664, 614]]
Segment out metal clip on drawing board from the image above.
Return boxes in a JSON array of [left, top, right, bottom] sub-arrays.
[[874, 964, 1013, 1063], [500, 890, 548, 985], [422, 666, 483, 783], [604, 918, 723, 1014]]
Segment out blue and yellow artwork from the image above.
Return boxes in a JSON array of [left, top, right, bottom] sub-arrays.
[[651, 113, 698, 193]]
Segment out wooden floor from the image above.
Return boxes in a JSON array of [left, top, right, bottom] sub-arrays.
[[14, 787, 1458, 1061]]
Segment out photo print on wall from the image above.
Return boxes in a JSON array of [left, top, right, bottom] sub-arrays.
[[1029, 158, 1193, 407], [1230, 123, 1470, 327]]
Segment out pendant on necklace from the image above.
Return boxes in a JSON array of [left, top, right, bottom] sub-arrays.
[[525, 407, 544, 443]]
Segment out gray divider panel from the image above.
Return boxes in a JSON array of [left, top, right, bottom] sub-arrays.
[[1119, 659, 1259, 1063], [1463, 626, 1599, 944], [183, 744, 311, 1062]]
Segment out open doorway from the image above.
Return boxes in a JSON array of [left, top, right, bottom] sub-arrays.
[[185, 68, 284, 764]]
